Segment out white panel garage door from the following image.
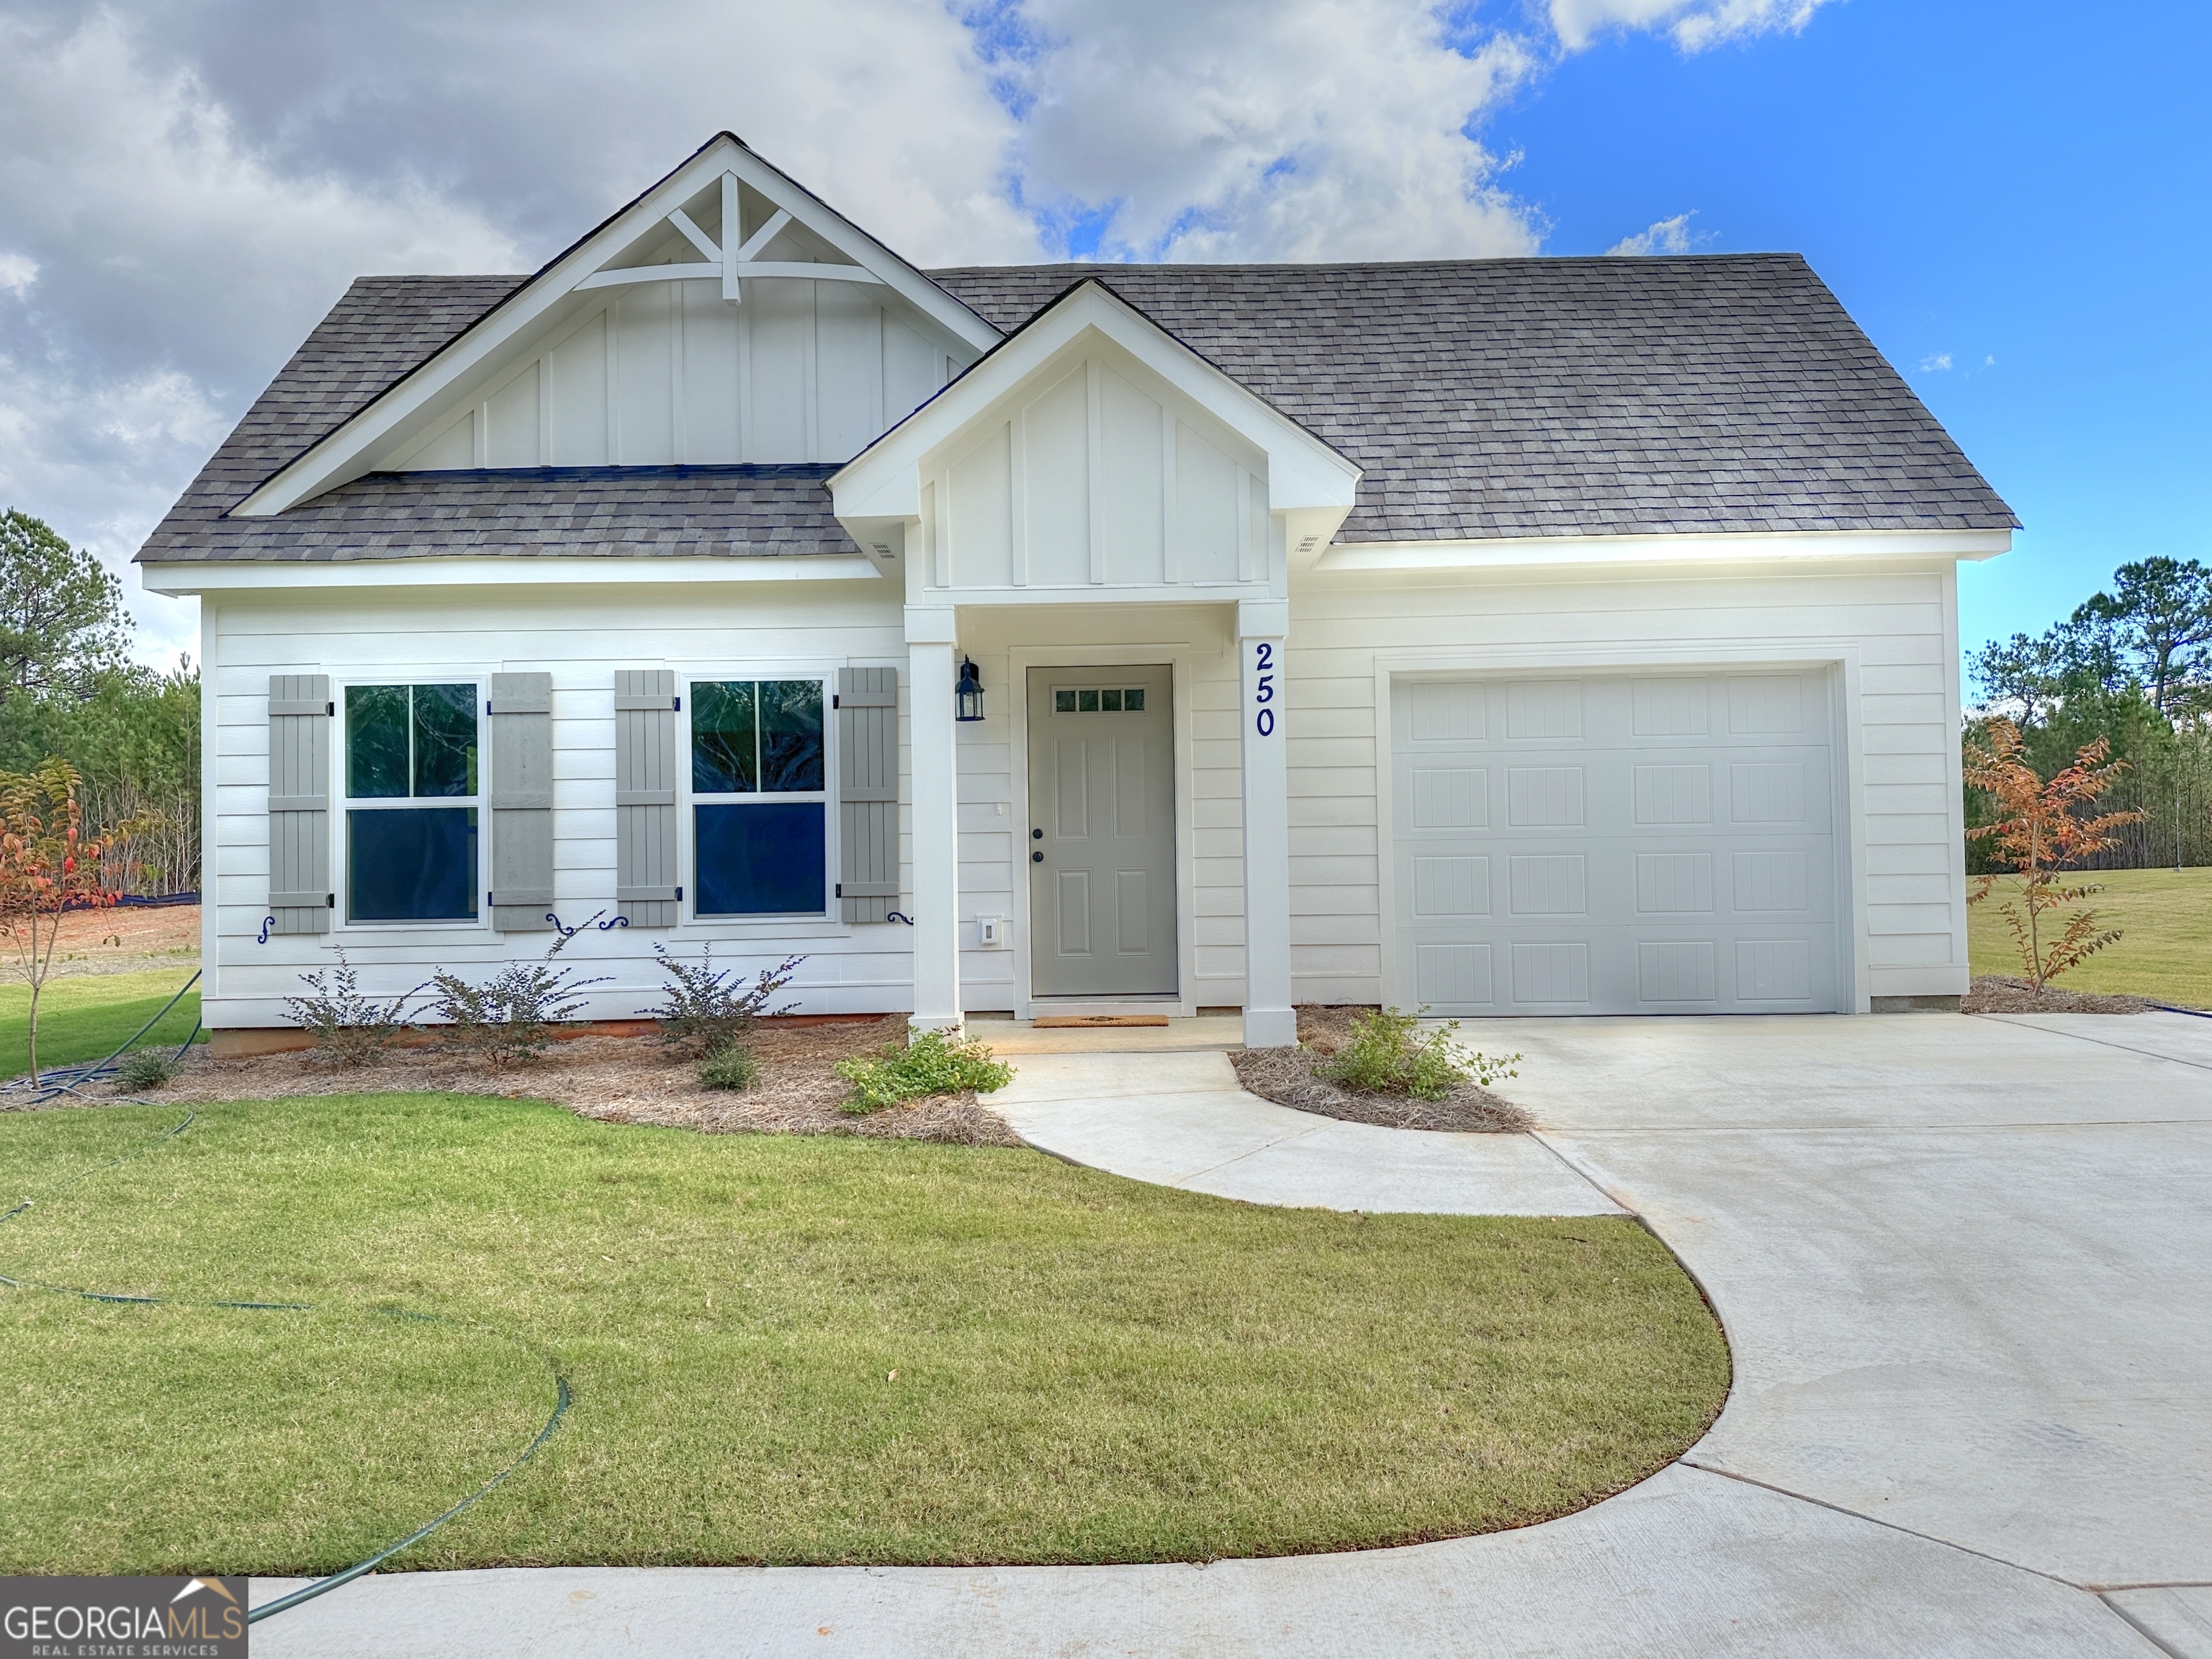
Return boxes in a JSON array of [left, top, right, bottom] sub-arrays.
[[1391, 671, 1843, 1016]]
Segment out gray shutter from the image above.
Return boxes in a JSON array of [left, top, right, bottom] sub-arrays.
[[488, 673, 554, 930], [837, 666, 899, 923], [268, 674, 332, 934], [615, 669, 680, 927]]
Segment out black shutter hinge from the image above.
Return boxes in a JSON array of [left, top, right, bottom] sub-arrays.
[[832, 694, 840, 709], [325, 893, 335, 909], [326, 701, 335, 716], [675, 886, 683, 901], [673, 696, 681, 712], [835, 882, 842, 897]]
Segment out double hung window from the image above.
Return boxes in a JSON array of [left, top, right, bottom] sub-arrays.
[[690, 679, 827, 916], [344, 683, 480, 923]]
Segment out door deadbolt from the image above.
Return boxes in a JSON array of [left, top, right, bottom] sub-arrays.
[[1032, 827, 1043, 838]]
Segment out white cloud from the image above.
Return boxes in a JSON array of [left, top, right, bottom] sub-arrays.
[[1917, 352, 1954, 372], [1550, 0, 1831, 53], [1606, 211, 1699, 256], [0, 253, 35, 297], [1002, 0, 1542, 261]]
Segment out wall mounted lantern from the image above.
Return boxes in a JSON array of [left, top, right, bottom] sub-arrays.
[[954, 657, 985, 722]]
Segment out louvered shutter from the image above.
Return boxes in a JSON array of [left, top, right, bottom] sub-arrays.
[[267, 674, 332, 935], [488, 673, 554, 930], [837, 666, 899, 923], [615, 669, 680, 927]]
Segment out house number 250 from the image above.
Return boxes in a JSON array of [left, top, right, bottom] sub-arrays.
[[1252, 641, 1277, 737]]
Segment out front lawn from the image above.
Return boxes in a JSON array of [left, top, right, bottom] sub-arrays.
[[1969, 866, 2212, 1007], [0, 1092, 1727, 1575], [0, 968, 204, 1080]]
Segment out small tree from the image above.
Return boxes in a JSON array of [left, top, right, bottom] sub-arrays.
[[1964, 719, 2143, 990], [0, 757, 128, 1082]]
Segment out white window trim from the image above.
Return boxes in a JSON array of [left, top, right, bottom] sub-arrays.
[[328, 673, 493, 938], [678, 671, 837, 926]]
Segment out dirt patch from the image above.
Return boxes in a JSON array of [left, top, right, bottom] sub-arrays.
[[11, 902, 201, 977], [104, 1015, 1024, 1146], [1228, 1004, 1534, 1133], [1961, 976, 2154, 1015]]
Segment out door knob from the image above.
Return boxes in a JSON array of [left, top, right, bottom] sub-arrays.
[[1032, 850, 1044, 863]]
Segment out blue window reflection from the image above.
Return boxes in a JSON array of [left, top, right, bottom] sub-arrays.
[[695, 803, 824, 916], [348, 808, 479, 922]]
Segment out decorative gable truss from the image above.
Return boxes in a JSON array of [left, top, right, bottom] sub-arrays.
[[235, 134, 1002, 516]]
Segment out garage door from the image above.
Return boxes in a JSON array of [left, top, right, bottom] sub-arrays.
[[1391, 671, 1842, 1015]]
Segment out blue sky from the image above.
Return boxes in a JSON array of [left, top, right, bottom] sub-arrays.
[[0, 0, 2201, 669], [1475, 0, 2210, 652]]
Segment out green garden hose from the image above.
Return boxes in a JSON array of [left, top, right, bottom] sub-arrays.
[[1, 1067, 572, 1624]]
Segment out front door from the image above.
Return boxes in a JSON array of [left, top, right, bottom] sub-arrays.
[[1028, 665, 1178, 998]]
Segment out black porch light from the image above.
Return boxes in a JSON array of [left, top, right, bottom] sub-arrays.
[[954, 656, 985, 722]]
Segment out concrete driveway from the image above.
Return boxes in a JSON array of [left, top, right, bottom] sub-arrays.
[[253, 1012, 2212, 1657]]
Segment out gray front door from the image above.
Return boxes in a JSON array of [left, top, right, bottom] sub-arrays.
[[1028, 666, 1178, 998]]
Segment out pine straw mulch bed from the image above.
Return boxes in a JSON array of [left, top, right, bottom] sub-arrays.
[[1228, 1004, 1534, 1134], [89, 1015, 1024, 1146], [1961, 976, 2153, 1015]]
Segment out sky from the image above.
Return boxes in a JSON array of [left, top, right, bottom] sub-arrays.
[[0, 0, 2203, 675]]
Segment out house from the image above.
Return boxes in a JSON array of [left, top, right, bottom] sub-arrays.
[[139, 134, 2015, 1050]]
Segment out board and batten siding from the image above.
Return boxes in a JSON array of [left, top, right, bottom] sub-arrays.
[[386, 271, 970, 472], [202, 581, 911, 1030], [1282, 562, 1969, 1008]]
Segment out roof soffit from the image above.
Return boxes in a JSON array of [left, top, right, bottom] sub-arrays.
[[830, 280, 1362, 524], [234, 134, 1003, 518]]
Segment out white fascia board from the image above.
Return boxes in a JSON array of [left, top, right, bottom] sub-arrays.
[[1311, 527, 2013, 575], [235, 137, 1002, 520], [138, 554, 881, 595], [830, 282, 1362, 522]]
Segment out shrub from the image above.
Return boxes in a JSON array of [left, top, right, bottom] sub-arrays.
[[282, 948, 421, 1067], [835, 1028, 1013, 1113], [115, 1047, 180, 1090], [428, 930, 611, 1068], [697, 1042, 761, 1092], [1316, 1007, 1519, 1101], [643, 945, 802, 1058]]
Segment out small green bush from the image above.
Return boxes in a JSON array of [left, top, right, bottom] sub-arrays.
[[698, 1042, 761, 1092], [835, 1028, 1013, 1113], [1317, 1007, 1519, 1101], [114, 1048, 180, 1090]]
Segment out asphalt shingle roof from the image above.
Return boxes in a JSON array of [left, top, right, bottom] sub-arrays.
[[138, 254, 2013, 565], [927, 257, 2017, 541]]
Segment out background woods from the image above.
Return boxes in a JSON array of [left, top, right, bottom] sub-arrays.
[[1969, 556, 2212, 872], [0, 510, 199, 895]]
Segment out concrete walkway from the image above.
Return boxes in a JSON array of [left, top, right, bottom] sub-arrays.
[[253, 1012, 2212, 1657]]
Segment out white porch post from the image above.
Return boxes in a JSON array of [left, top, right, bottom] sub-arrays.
[[1238, 598, 1296, 1047], [905, 608, 963, 1034]]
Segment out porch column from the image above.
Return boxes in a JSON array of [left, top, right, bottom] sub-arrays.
[[1237, 598, 1297, 1047], [906, 608, 963, 1034]]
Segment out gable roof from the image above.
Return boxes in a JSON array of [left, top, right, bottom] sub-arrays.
[[138, 251, 2015, 566], [928, 255, 2017, 541]]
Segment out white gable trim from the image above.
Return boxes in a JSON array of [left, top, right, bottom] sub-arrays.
[[234, 135, 1002, 519], [829, 281, 1362, 529], [139, 554, 880, 595]]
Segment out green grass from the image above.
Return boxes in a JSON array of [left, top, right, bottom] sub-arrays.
[[0, 968, 204, 1079], [1970, 866, 2212, 1007], [0, 1094, 1728, 1576]]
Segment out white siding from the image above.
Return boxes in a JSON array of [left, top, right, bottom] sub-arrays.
[[204, 581, 912, 1030]]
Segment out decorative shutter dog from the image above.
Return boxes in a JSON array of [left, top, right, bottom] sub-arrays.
[[487, 673, 554, 930], [266, 674, 333, 934], [614, 670, 680, 927], [836, 666, 899, 922]]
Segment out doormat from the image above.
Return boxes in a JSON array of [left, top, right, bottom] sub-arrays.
[[1031, 1015, 1174, 1028]]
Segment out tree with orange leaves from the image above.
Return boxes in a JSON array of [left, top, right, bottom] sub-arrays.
[[0, 757, 131, 1083], [1964, 719, 2145, 991]]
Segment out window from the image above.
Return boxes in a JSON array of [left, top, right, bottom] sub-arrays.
[[1053, 687, 1146, 713], [344, 683, 479, 923], [691, 679, 827, 916]]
